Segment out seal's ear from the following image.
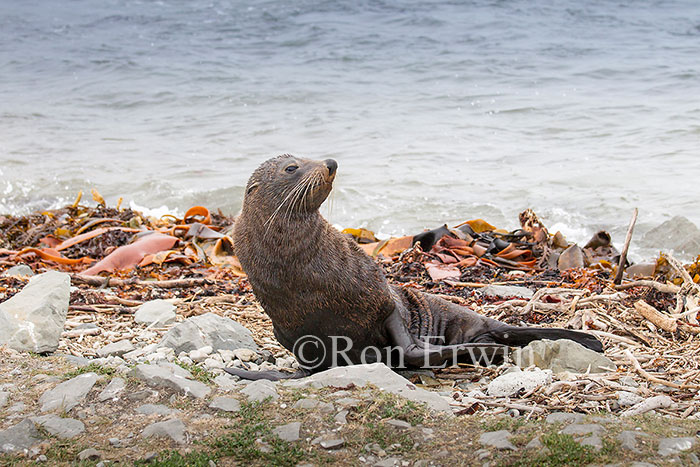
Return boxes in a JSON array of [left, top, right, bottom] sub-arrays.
[[246, 182, 260, 196]]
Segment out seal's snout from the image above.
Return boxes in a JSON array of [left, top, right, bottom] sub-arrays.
[[324, 159, 338, 178]]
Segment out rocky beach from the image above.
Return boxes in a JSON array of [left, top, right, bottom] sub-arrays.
[[1, 200, 700, 466]]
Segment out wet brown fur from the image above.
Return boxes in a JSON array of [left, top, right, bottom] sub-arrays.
[[234, 155, 603, 371]]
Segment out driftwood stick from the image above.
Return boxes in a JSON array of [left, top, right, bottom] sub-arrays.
[[614, 208, 638, 285], [614, 280, 680, 294], [621, 395, 674, 417], [624, 349, 699, 390], [634, 300, 678, 333], [72, 274, 210, 289]]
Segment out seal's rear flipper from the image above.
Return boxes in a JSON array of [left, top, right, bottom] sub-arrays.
[[483, 328, 603, 353], [224, 367, 309, 381]]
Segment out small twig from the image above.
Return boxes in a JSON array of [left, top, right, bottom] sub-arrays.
[[634, 300, 677, 333], [614, 208, 638, 285]]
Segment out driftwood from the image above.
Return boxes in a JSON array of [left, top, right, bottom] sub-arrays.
[[634, 300, 678, 333], [613, 208, 638, 285], [71, 274, 210, 289]]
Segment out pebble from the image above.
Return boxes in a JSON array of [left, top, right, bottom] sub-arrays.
[[272, 422, 301, 442], [335, 397, 361, 408], [293, 398, 320, 410], [3, 264, 34, 278], [209, 397, 241, 413], [240, 380, 278, 402], [580, 434, 603, 450], [31, 415, 85, 439], [204, 357, 225, 370], [0, 390, 9, 408], [335, 410, 349, 425], [97, 339, 135, 358], [479, 430, 516, 450], [561, 424, 604, 436], [142, 419, 187, 444], [320, 438, 345, 450], [0, 419, 43, 454], [233, 348, 258, 362], [525, 437, 542, 449], [77, 448, 102, 461], [98, 377, 126, 402], [546, 412, 584, 424], [39, 372, 98, 413], [658, 437, 695, 456], [136, 404, 179, 416], [385, 419, 411, 429]]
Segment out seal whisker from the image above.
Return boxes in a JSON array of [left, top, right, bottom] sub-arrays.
[[264, 177, 308, 230]]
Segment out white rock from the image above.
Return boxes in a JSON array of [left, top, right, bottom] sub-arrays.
[[233, 348, 258, 362], [0, 271, 70, 353], [134, 299, 176, 327], [284, 363, 452, 414], [487, 367, 552, 397], [204, 358, 225, 370]]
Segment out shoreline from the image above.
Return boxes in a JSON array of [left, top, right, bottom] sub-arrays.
[[1, 200, 700, 464]]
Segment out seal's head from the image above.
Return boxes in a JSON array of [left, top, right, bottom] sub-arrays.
[[243, 154, 337, 221]]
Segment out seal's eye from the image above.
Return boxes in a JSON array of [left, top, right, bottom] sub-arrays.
[[285, 165, 298, 174]]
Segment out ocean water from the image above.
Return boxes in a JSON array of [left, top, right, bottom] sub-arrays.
[[2, 0, 700, 260]]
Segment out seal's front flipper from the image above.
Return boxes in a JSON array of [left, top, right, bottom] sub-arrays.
[[481, 328, 603, 353], [224, 367, 309, 381]]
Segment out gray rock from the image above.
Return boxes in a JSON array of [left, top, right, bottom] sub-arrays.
[[525, 437, 542, 449], [39, 372, 98, 412], [240, 380, 278, 402], [385, 419, 411, 429], [486, 367, 552, 397], [213, 374, 240, 391], [7, 402, 25, 413], [31, 415, 85, 439], [59, 354, 91, 367], [209, 397, 241, 413], [335, 410, 348, 424], [581, 434, 603, 450], [335, 397, 360, 408], [479, 430, 516, 450], [374, 458, 401, 467], [136, 404, 178, 416], [284, 363, 452, 414], [618, 430, 647, 452], [142, 419, 186, 444], [658, 437, 695, 456], [127, 390, 154, 402], [273, 421, 301, 442], [97, 339, 135, 358], [3, 264, 33, 278], [134, 299, 177, 326], [0, 271, 70, 353], [158, 312, 257, 354], [293, 398, 320, 410], [642, 216, 700, 255], [98, 377, 126, 402], [561, 424, 604, 436], [129, 363, 211, 399], [0, 391, 8, 408], [0, 418, 43, 454], [511, 339, 616, 374], [77, 448, 101, 461], [546, 412, 584, 424], [481, 285, 534, 299], [320, 438, 345, 450]]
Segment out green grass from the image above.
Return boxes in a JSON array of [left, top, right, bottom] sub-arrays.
[[64, 362, 117, 378], [134, 401, 308, 467], [175, 361, 214, 384], [512, 433, 595, 467], [134, 450, 215, 467]]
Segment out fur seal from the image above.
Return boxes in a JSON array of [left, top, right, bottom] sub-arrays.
[[226, 155, 602, 380]]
